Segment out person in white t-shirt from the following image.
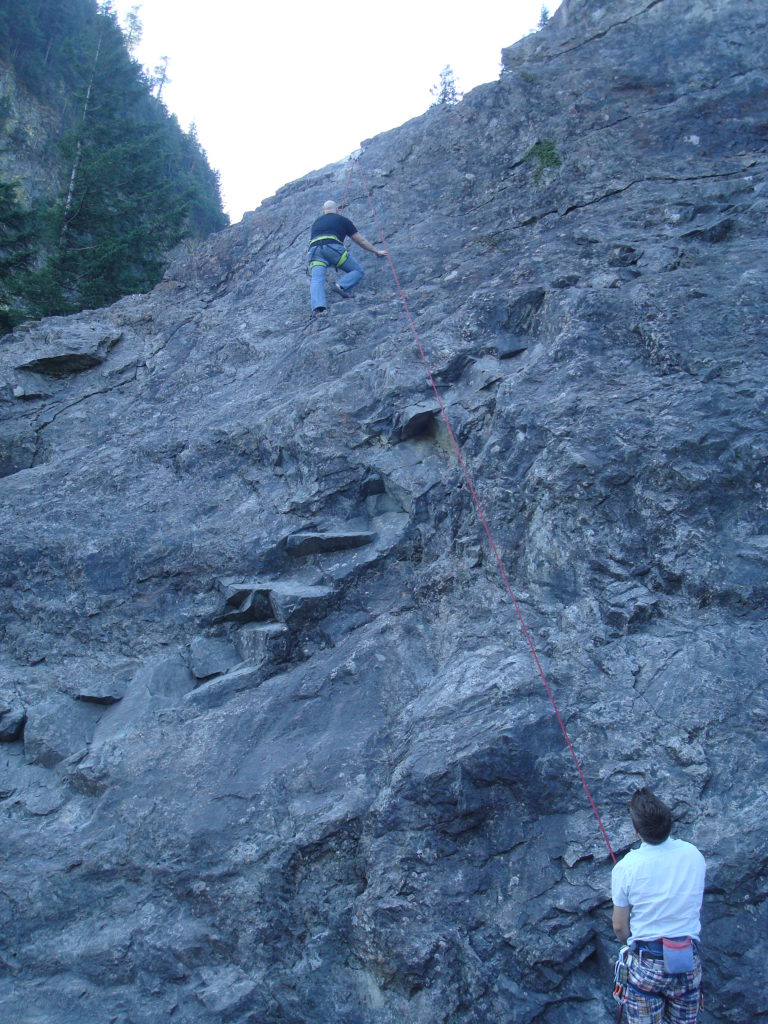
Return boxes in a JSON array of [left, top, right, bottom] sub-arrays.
[[611, 788, 706, 1024]]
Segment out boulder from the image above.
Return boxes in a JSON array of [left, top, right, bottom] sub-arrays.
[[23, 695, 101, 768], [188, 636, 240, 680]]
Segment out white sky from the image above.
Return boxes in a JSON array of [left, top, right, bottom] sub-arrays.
[[112, 1, 561, 223]]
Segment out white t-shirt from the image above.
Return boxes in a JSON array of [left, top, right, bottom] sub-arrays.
[[611, 837, 706, 943]]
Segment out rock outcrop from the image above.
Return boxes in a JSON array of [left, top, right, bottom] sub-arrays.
[[0, 64, 67, 204], [1, 1, 766, 1022]]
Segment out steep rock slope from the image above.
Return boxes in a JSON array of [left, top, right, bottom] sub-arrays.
[[0, 63, 64, 203], [0, 1, 766, 1022]]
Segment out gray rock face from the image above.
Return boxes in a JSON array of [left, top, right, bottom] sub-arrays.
[[23, 694, 102, 768], [189, 636, 240, 681], [0, 704, 26, 742], [2, 318, 123, 377], [0, 65, 65, 203], [0, 2, 766, 1022]]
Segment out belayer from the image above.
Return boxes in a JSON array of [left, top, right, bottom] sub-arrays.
[[611, 788, 706, 1023], [307, 200, 386, 318]]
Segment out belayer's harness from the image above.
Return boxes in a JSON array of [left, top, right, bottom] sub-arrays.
[[612, 939, 702, 1023], [308, 235, 349, 271]]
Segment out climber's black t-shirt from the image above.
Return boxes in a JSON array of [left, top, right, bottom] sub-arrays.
[[309, 213, 357, 244]]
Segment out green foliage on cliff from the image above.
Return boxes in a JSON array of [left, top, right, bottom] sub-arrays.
[[0, 180, 35, 334], [0, 0, 228, 332], [524, 138, 562, 181]]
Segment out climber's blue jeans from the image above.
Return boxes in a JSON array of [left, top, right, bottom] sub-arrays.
[[308, 242, 364, 310]]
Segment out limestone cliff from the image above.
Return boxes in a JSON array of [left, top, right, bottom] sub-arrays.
[[0, 1, 766, 1022]]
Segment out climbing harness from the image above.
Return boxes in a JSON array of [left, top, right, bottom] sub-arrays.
[[611, 943, 702, 1023], [349, 155, 618, 865], [307, 237, 350, 271]]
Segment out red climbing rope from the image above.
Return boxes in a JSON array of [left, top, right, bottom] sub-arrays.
[[353, 158, 617, 864]]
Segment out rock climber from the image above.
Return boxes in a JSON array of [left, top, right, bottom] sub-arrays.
[[307, 199, 387, 317], [611, 787, 706, 1024]]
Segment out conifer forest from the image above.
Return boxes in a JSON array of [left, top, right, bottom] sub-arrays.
[[0, 0, 228, 335]]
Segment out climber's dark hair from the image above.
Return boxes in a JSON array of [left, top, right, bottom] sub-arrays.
[[629, 788, 673, 844]]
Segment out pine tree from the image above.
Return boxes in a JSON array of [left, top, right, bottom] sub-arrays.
[[152, 55, 170, 100], [122, 5, 142, 54], [430, 65, 462, 108], [538, 6, 551, 29]]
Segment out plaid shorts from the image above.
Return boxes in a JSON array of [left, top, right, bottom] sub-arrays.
[[625, 951, 702, 1024]]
